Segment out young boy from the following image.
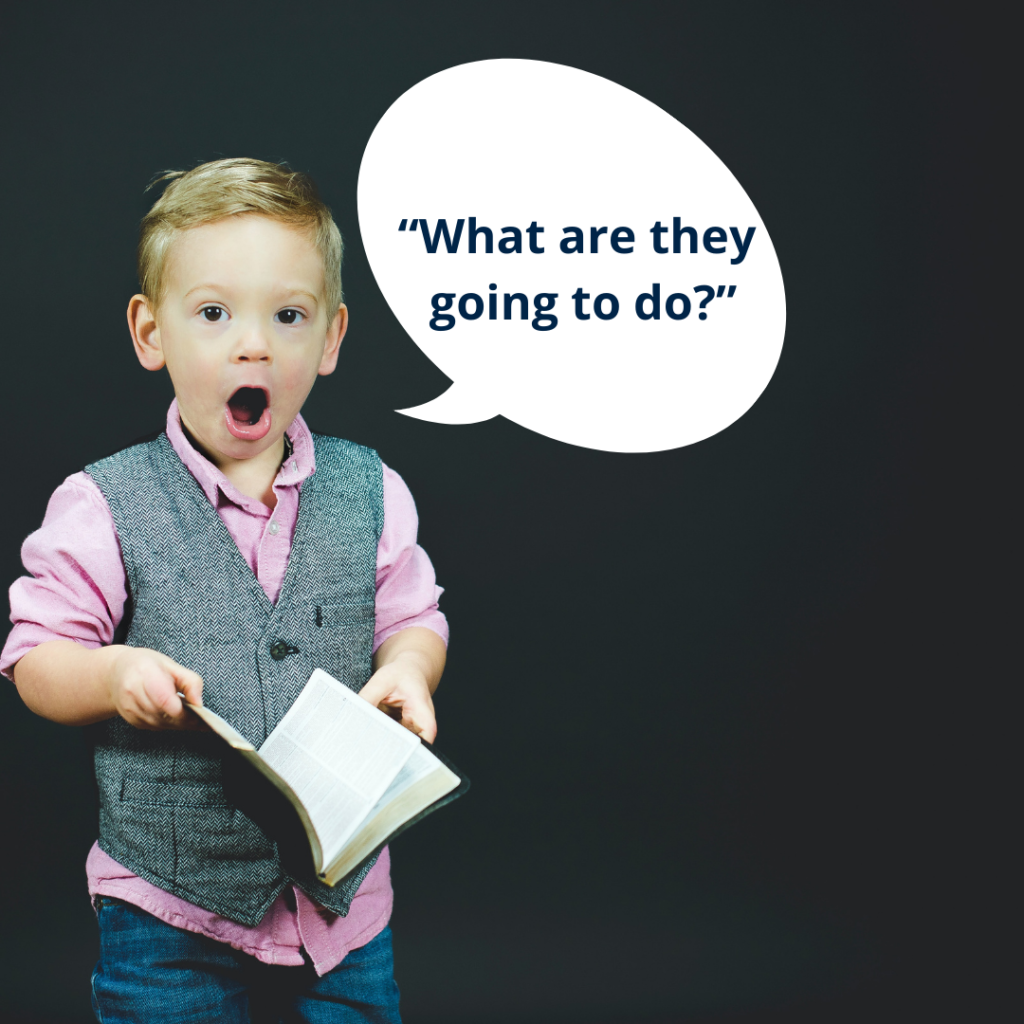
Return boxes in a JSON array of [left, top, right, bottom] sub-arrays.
[[2, 158, 447, 1023]]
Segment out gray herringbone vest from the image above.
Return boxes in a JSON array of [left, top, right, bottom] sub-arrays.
[[85, 431, 383, 925]]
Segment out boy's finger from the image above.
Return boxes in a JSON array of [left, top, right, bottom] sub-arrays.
[[401, 696, 437, 743], [175, 669, 204, 707], [153, 684, 188, 724], [155, 653, 203, 706], [411, 717, 437, 744], [125, 694, 169, 731], [357, 674, 389, 706]]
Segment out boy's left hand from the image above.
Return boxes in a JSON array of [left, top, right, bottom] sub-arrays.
[[359, 662, 437, 743], [358, 627, 446, 744]]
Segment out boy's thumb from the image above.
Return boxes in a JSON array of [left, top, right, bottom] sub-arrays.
[[175, 667, 204, 707]]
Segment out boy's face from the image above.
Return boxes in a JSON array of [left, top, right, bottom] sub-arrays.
[[129, 215, 345, 466]]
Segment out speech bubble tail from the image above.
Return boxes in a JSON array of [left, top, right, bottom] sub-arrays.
[[396, 381, 500, 425]]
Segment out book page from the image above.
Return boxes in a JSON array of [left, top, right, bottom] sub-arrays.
[[258, 669, 420, 866], [187, 702, 255, 750], [323, 742, 461, 886], [370, 742, 445, 812], [185, 700, 324, 868]]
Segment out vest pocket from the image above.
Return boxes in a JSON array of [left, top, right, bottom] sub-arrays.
[[114, 780, 281, 902], [316, 601, 375, 627], [308, 601, 376, 692], [120, 780, 230, 807]]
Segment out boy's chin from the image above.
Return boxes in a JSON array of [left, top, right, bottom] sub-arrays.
[[214, 430, 283, 463]]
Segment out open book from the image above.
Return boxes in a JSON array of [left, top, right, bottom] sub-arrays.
[[189, 669, 467, 887]]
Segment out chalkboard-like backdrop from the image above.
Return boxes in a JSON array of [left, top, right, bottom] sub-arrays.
[[0, 3, 1008, 1022]]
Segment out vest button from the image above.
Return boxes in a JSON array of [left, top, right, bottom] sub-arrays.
[[270, 641, 288, 661]]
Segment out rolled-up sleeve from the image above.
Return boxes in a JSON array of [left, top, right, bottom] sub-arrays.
[[373, 464, 448, 652], [2, 473, 127, 680]]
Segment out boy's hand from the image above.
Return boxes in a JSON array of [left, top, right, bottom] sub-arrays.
[[13, 639, 206, 731], [103, 646, 205, 731], [359, 662, 437, 744], [358, 627, 446, 744]]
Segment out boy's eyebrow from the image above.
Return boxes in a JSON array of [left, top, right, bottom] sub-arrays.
[[182, 284, 321, 306]]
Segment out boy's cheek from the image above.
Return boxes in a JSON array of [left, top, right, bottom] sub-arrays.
[[162, 344, 208, 390], [275, 363, 322, 409], [167, 355, 229, 407]]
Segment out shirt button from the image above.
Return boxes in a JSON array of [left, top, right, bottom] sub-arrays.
[[291, 460, 298, 473], [269, 520, 280, 536]]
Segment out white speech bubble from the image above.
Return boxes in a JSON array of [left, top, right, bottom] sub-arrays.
[[357, 59, 785, 453]]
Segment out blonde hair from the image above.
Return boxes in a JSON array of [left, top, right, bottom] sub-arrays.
[[138, 157, 343, 315]]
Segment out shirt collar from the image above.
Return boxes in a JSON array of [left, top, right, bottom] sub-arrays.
[[165, 398, 317, 511]]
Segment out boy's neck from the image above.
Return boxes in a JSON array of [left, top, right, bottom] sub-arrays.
[[179, 420, 285, 509]]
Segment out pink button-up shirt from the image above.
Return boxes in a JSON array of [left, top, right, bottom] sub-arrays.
[[2, 401, 448, 975]]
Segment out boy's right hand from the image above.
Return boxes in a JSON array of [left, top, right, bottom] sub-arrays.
[[103, 646, 205, 730]]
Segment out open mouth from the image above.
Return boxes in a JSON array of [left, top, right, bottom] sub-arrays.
[[225, 386, 272, 440]]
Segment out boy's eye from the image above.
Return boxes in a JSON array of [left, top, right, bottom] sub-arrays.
[[275, 308, 305, 325], [201, 306, 227, 322]]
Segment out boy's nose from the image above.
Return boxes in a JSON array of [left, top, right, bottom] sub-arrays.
[[233, 326, 272, 362]]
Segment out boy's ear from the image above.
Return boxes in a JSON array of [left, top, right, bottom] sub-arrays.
[[318, 304, 348, 376], [128, 294, 165, 371]]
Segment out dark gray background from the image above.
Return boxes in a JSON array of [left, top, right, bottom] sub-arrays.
[[0, 2, 1009, 1022]]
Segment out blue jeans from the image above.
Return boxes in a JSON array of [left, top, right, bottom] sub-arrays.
[[91, 896, 402, 1023]]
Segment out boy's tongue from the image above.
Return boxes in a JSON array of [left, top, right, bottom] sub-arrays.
[[225, 387, 272, 440]]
